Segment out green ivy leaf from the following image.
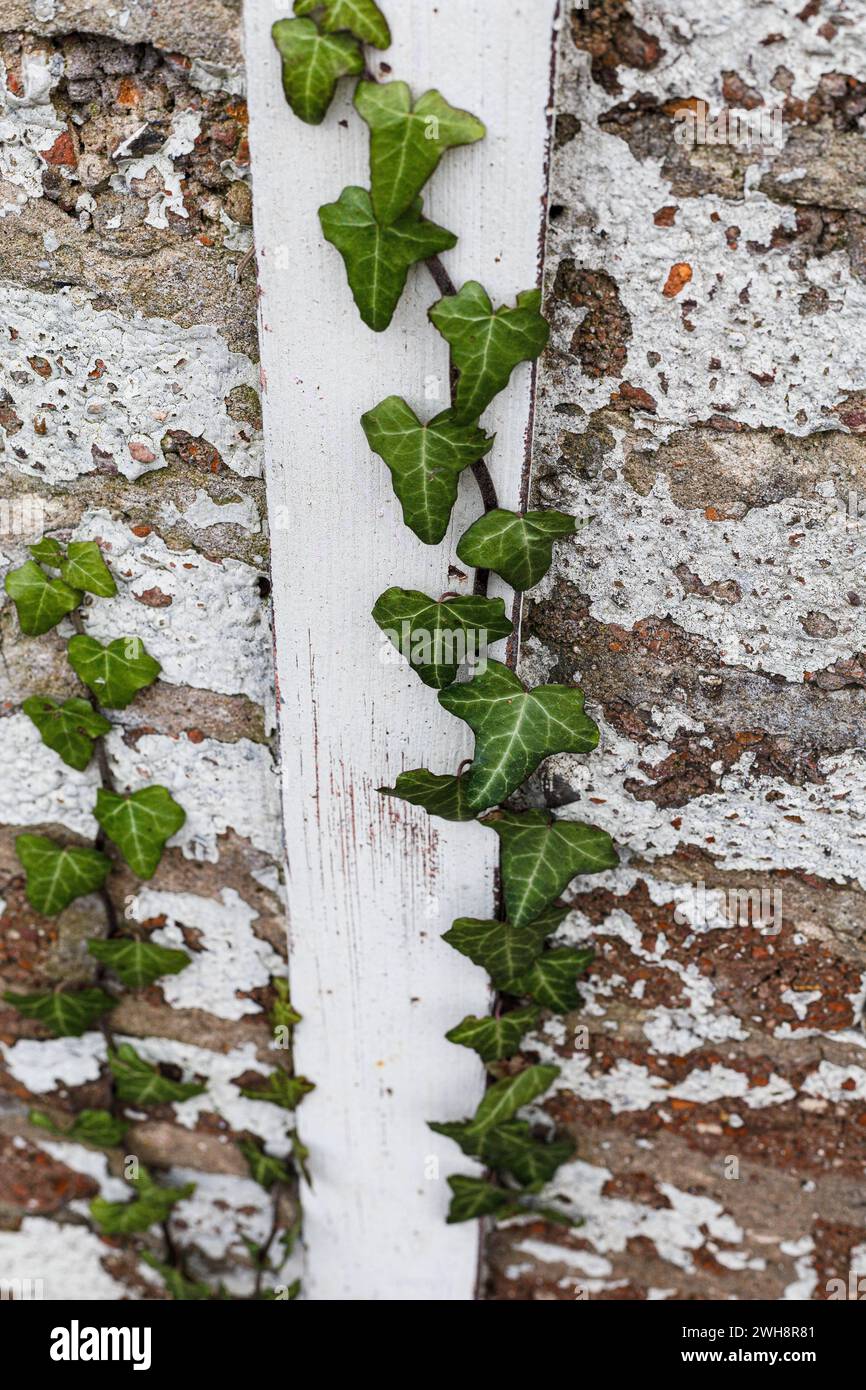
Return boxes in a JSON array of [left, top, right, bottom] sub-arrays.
[[429, 282, 550, 424], [360, 397, 494, 544], [442, 910, 559, 986], [4, 560, 81, 636], [94, 786, 185, 879], [15, 834, 111, 916], [372, 588, 511, 689], [445, 1175, 522, 1224], [319, 187, 456, 332], [108, 1043, 206, 1105], [272, 17, 363, 125], [271, 978, 302, 1032], [29, 1107, 128, 1147], [378, 768, 476, 822], [239, 1139, 293, 1191], [456, 508, 576, 592], [483, 1122, 575, 1189], [4, 988, 114, 1038], [294, 0, 390, 48], [445, 1004, 541, 1062], [485, 808, 618, 929], [240, 1071, 316, 1111], [438, 660, 599, 811], [29, 538, 65, 566], [91, 1166, 194, 1236], [140, 1252, 215, 1301], [355, 81, 485, 226], [67, 634, 160, 709], [22, 696, 111, 772], [472, 1063, 560, 1131], [507, 946, 595, 1012], [87, 937, 190, 989], [58, 541, 117, 598]]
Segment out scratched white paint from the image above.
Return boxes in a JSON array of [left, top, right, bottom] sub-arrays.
[[245, 0, 559, 1300], [0, 285, 262, 481]]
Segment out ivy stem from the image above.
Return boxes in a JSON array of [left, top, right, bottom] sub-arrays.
[[253, 1185, 284, 1299]]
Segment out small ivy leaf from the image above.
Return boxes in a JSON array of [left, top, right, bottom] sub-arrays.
[[360, 397, 494, 544], [507, 945, 595, 1013], [429, 282, 550, 424], [58, 541, 117, 598], [4, 560, 81, 636], [90, 1167, 194, 1236], [482, 1121, 575, 1189], [294, 0, 390, 49], [3, 987, 114, 1037], [372, 588, 511, 688], [29, 1107, 128, 1147], [445, 1004, 541, 1062], [378, 768, 476, 822], [456, 508, 576, 592], [22, 696, 111, 772], [94, 786, 186, 879], [445, 1175, 522, 1224], [271, 17, 363, 126], [319, 187, 457, 332], [442, 912, 555, 986], [140, 1252, 214, 1301], [240, 1071, 316, 1110], [67, 634, 160, 709], [87, 936, 191, 989], [29, 537, 65, 566], [355, 81, 485, 226], [239, 1139, 293, 1191], [438, 660, 600, 811], [485, 808, 618, 929], [108, 1043, 206, 1105], [271, 978, 302, 1032], [471, 1063, 560, 1131], [15, 834, 111, 916]]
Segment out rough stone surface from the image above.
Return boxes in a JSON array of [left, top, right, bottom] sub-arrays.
[[487, 0, 866, 1302]]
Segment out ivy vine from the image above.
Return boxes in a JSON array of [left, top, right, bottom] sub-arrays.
[[4, 536, 309, 1298], [273, 0, 619, 1229]]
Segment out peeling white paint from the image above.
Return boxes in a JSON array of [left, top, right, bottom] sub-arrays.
[[0, 1031, 106, 1093], [0, 1216, 134, 1300], [0, 285, 262, 481], [0, 52, 64, 217], [159, 488, 261, 533], [110, 109, 201, 230]]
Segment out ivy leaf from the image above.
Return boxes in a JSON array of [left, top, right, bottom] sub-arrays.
[[58, 541, 117, 598], [442, 910, 559, 986], [271, 17, 363, 125], [472, 1063, 560, 1131], [271, 978, 302, 1033], [22, 696, 111, 772], [319, 187, 456, 332], [294, 0, 390, 49], [378, 768, 476, 822], [4, 988, 114, 1037], [29, 538, 65, 566], [483, 1122, 575, 1188], [485, 808, 618, 929], [29, 1107, 128, 1147], [140, 1253, 214, 1301], [456, 508, 576, 592], [507, 946, 595, 1012], [445, 1004, 541, 1062], [372, 588, 511, 689], [94, 786, 185, 879], [108, 1043, 206, 1105], [67, 634, 160, 709], [15, 834, 110, 916], [438, 660, 599, 811], [4, 560, 81, 636], [90, 1167, 194, 1236], [355, 81, 485, 226], [429, 282, 550, 424], [360, 397, 494, 544], [87, 937, 191, 989], [239, 1071, 316, 1110], [239, 1139, 293, 1191], [445, 1175, 522, 1224]]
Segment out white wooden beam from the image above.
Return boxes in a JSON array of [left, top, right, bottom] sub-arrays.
[[244, 0, 559, 1301]]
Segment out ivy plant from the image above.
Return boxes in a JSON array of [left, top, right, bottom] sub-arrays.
[[271, 0, 618, 1231]]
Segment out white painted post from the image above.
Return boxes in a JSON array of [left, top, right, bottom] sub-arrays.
[[244, 0, 559, 1300]]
